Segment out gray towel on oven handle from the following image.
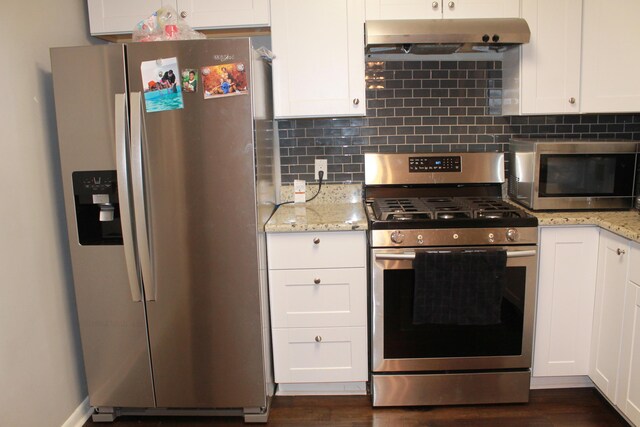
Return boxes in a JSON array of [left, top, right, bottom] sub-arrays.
[[412, 250, 508, 325]]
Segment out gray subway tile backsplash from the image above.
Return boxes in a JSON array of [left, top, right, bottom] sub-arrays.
[[277, 60, 640, 184]]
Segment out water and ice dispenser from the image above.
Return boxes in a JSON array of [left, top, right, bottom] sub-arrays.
[[72, 171, 123, 245]]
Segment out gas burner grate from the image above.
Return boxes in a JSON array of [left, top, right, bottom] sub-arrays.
[[372, 198, 432, 221]]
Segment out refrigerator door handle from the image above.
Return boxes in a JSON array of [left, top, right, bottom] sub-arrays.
[[115, 93, 142, 303], [130, 91, 156, 301]]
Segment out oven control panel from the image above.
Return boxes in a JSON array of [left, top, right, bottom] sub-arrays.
[[409, 156, 461, 173], [370, 227, 539, 247]]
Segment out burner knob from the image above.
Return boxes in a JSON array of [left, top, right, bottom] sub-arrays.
[[506, 228, 519, 242], [390, 230, 405, 244]]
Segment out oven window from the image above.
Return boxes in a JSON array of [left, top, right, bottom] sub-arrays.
[[539, 154, 635, 197], [383, 268, 526, 359]]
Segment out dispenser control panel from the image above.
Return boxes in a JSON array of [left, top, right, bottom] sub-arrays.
[[72, 171, 117, 196]]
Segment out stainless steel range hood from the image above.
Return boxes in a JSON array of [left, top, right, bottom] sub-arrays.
[[365, 18, 530, 55]]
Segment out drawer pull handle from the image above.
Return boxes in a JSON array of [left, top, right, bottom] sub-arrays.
[[314, 278, 321, 285], [313, 237, 320, 245], [617, 248, 626, 256], [315, 336, 322, 343]]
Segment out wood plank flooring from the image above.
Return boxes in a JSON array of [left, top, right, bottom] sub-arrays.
[[83, 388, 630, 426]]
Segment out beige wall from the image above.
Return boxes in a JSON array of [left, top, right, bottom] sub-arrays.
[[0, 1, 97, 426]]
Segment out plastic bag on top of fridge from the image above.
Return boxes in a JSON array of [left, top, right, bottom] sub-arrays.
[[133, 7, 206, 42]]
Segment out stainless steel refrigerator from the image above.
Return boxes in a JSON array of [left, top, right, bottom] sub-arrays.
[[50, 39, 277, 422]]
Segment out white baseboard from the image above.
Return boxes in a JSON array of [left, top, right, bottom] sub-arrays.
[[530, 375, 594, 390], [276, 382, 367, 396], [61, 396, 92, 427]]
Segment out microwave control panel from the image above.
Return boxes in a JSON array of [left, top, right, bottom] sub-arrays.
[[409, 156, 461, 173]]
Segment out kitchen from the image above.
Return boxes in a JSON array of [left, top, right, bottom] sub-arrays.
[[2, 1, 639, 426]]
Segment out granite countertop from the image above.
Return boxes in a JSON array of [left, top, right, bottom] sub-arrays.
[[266, 202, 368, 232], [529, 209, 640, 243], [265, 183, 368, 233]]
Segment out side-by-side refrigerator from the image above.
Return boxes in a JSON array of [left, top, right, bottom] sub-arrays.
[[50, 39, 277, 422]]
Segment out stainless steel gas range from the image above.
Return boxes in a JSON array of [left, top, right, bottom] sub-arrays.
[[364, 152, 539, 407]]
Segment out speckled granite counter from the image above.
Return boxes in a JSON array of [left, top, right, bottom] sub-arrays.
[[266, 184, 368, 232], [266, 203, 367, 232], [531, 209, 640, 243]]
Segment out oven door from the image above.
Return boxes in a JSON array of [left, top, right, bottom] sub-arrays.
[[371, 246, 537, 373]]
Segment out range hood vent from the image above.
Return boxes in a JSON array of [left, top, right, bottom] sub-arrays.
[[365, 18, 530, 55]]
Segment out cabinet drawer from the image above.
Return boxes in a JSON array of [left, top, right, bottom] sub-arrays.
[[272, 326, 367, 383], [267, 231, 366, 269], [269, 268, 366, 328]]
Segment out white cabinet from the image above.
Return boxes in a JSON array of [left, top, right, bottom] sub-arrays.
[[87, 0, 269, 36], [88, 0, 168, 35], [504, 0, 640, 115], [581, 0, 640, 113], [502, 0, 582, 115], [590, 229, 630, 404], [617, 242, 640, 425], [270, 0, 366, 118], [267, 231, 368, 387], [365, 0, 519, 19], [534, 226, 599, 377]]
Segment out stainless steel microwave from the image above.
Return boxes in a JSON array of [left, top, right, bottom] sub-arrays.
[[508, 139, 638, 210]]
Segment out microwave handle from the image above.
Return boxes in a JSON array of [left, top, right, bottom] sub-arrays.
[[375, 250, 537, 261]]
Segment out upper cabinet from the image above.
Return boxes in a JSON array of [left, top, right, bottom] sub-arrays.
[[271, 0, 366, 119], [87, 0, 269, 36], [581, 0, 640, 113], [503, 0, 640, 115], [502, 0, 581, 115], [365, 0, 519, 19]]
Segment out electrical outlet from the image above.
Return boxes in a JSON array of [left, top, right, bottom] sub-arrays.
[[315, 159, 327, 180]]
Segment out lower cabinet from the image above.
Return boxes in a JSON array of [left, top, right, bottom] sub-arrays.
[[534, 226, 599, 376], [616, 242, 640, 426], [590, 229, 630, 404], [266, 231, 368, 391]]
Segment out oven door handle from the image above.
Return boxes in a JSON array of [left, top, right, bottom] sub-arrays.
[[375, 250, 537, 261]]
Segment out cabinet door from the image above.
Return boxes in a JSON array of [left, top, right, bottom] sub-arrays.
[[519, 0, 581, 114], [581, 0, 640, 113], [272, 327, 368, 383], [443, 0, 520, 18], [617, 279, 640, 425], [365, 0, 442, 19], [534, 226, 599, 376], [176, 0, 269, 29], [590, 230, 630, 404], [87, 0, 171, 35], [271, 0, 366, 118]]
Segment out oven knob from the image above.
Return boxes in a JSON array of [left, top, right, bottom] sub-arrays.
[[506, 228, 519, 242], [390, 230, 405, 244]]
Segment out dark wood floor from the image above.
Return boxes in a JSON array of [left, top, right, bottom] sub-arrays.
[[83, 388, 630, 427]]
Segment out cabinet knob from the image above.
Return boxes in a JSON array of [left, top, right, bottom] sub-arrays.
[[617, 248, 626, 256], [180, 10, 188, 18], [448, 1, 455, 8], [432, 1, 439, 8], [314, 278, 321, 285], [482, 34, 490, 43], [315, 336, 322, 343], [569, 97, 576, 104], [352, 98, 360, 106], [313, 237, 320, 244]]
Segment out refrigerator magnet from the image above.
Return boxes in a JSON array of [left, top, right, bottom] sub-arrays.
[[140, 57, 184, 113], [201, 63, 249, 100], [181, 69, 198, 93]]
